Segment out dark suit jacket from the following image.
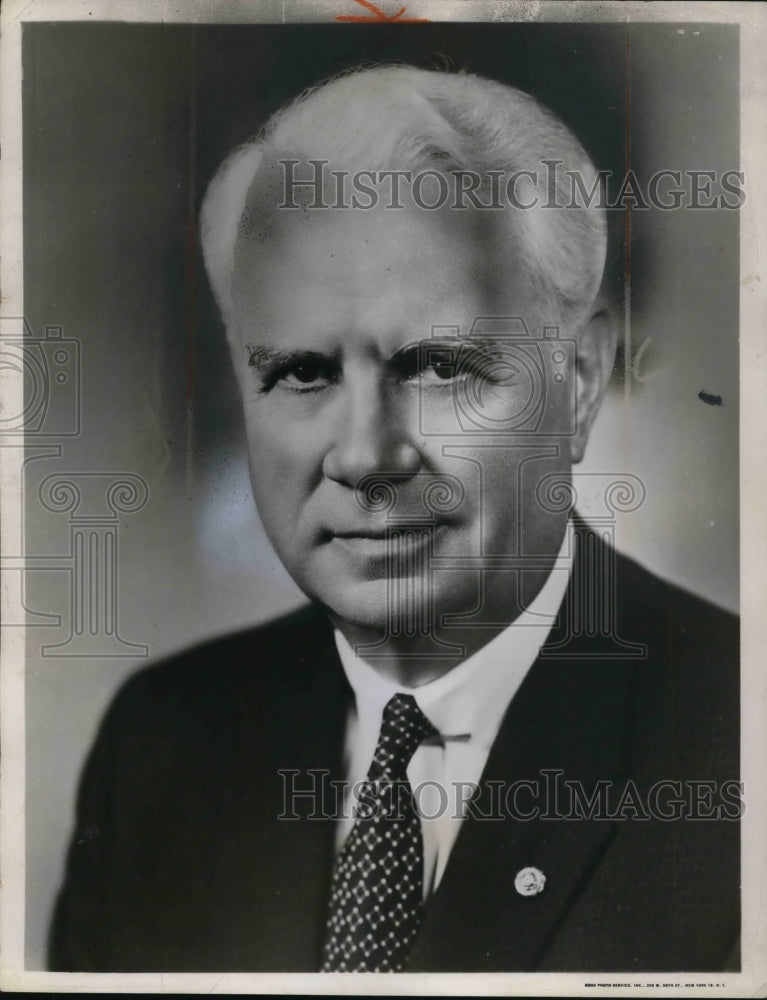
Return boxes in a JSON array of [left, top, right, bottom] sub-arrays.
[[49, 524, 740, 972]]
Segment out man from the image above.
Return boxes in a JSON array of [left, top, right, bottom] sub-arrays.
[[49, 66, 739, 973]]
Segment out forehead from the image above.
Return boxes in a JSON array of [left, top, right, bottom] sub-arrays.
[[231, 187, 528, 353]]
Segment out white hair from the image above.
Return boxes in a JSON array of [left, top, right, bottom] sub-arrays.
[[200, 65, 606, 335]]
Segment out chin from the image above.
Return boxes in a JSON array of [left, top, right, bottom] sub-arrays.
[[309, 574, 474, 638], [309, 577, 396, 632]]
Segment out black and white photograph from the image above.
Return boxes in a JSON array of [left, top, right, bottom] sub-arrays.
[[1, 0, 765, 993]]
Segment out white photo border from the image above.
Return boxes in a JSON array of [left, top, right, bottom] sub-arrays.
[[1, 1, 765, 995]]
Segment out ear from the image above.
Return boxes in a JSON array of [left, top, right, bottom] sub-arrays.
[[569, 304, 617, 464]]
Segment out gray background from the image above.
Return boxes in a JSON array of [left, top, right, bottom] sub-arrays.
[[21, 22, 739, 967]]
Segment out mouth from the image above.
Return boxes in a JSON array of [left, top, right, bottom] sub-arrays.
[[326, 523, 448, 559]]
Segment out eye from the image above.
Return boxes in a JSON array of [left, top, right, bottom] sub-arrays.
[[272, 358, 341, 393], [418, 352, 459, 385], [281, 361, 329, 388], [411, 348, 527, 390], [394, 347, 459, 386]]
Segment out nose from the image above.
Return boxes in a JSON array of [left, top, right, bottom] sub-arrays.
[[322, 379, 421, 487]]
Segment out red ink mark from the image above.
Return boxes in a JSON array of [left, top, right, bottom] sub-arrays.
[[335, 0, 429, 23]]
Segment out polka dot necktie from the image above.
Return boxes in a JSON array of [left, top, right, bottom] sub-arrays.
[[321, 693, 439, 972]]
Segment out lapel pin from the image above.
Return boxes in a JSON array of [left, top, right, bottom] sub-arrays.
[[514, 866, 546, 897]]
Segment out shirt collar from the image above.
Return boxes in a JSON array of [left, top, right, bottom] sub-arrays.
[[334, 520, 574, 749]]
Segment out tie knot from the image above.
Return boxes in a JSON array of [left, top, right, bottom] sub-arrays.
[[368, 693, 439, 781]]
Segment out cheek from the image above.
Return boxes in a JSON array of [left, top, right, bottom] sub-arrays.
[[244, 420, 285, 494], [242, 405, 326, 521], [447, 440, 569, 527]]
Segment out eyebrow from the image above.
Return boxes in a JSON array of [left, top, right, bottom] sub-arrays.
[[245, 345, 337, 373], [397, 337, 517, 357], [243, 338, 508, 379], [390, 337, 518, 366]]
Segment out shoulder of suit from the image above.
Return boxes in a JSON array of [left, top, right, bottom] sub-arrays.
[[574, 514, 739, 641], [564, 522, 738, 753], [103, 602, 335, 729], [606, 545, 739, 777], [611, 542, 738, 645]]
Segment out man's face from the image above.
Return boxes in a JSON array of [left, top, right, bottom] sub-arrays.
[[230, 186, 587, 633]]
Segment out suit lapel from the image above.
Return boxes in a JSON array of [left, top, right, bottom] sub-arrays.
[[407, 653, 633, 971]]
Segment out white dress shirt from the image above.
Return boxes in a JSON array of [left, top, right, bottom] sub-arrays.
[[333, 521, 574, 897]]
